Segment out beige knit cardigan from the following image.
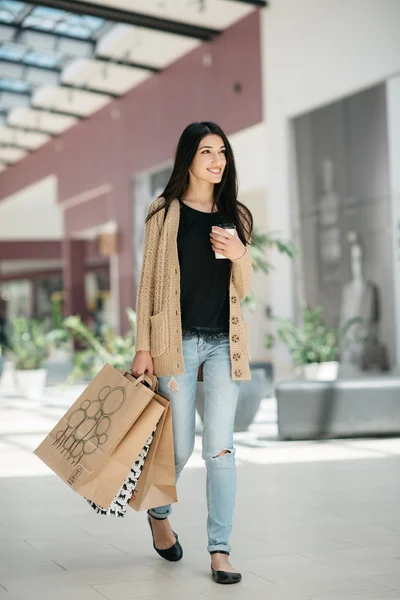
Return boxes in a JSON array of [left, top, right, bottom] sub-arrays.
[[135, 198, 253, 381]]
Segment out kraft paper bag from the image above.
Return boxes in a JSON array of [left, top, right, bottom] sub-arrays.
[[130, 392, 178, 511], [34, 364, 177, 510], [87, 428, 157, 517]]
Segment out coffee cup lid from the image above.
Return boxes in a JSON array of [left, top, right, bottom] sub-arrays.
[[219, 223, 235, 229]]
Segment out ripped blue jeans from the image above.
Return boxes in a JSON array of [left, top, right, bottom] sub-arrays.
[[148, 332, 241, 554]]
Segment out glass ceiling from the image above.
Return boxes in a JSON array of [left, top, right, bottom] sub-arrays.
[[23, 49, 62, 68], [0, 1, 148, 161], [0, 1, 131, 156], [0, 0, 258, 167], [0, 42, 26, 61], [24, 6, 105, 39], [0, 77, 30, 92], [0, 2, 108, 160], [0, 76, 30, 92], [0, 2, 105, 37], [0, 1, 26, 24], [0, 1, 105, 76], [0, 0, 138, 125], [0, 43, 62, 68]]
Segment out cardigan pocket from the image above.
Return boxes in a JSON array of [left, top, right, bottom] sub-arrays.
[[150, 311, 168, 358]]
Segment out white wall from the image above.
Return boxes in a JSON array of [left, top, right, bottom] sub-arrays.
[[230, 122, 267, 194], [0, 175, 61, 240], [262, 0, 400, 374], [387, 75, 400, 361]]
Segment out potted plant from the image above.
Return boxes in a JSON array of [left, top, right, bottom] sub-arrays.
[[62, 308, 137, 382], [196, 228, 297, 432], [8, 317, 51, 400], [267, 305, 359, 381], [48, 292, 73, 360], [0, 306, 7, 379]]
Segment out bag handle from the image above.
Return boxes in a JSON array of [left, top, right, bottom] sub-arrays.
[[123, 370, 158, 391]]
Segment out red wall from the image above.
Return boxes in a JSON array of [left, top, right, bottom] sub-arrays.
[[0, 240, 104, 261], [0, 11, 263, 329]]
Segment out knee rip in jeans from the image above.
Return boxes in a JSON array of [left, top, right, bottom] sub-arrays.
[[168, 376, 178, 392], [212, 449, 234, 460]]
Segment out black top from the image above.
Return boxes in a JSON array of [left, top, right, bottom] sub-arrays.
[[177, 200, 230, 333]]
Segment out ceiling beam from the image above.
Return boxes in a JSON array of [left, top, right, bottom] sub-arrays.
[[58, 82, 120, 98], [0, 64, 120, 97], [228, 0, 268, 6], [0, 35, 161, 73], [0, 142, 33, 152], [0, 241, 62, 261], [95, 56, 160, 73], [0, 89, 86, 119], [3, 125, 56, 137], [0, 56, 61, 74], [27, 0, 220, 41], [11, 23, 98, 45], [29, 106, 84, 120], [15, 5, 34, 25]]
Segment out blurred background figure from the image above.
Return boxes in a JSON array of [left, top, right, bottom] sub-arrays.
[[340, 234, 388, 372], [318, 158, 341, 274]]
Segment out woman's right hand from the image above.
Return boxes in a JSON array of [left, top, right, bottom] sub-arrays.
[[130, 350, 154, 377]]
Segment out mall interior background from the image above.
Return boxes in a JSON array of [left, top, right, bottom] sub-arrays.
[[0, 0, 399, 378]]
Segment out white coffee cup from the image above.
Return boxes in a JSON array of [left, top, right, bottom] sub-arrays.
[[213, 223, 235, 259]]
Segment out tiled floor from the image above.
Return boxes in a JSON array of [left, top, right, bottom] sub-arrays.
[[1, 372, 400, 599]]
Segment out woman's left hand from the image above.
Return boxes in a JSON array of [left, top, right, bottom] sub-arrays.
[[210, 226, 246, 261]]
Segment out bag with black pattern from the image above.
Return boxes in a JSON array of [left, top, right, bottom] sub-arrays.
[[34, 365, 177, 512]]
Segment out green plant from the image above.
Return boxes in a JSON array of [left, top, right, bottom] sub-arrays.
[[63, 308, 137, 381], [251, 229, 297, 274], [267, 305, 359, 365], [8, 317, 51, 370], [50, 292, 64, 330], [243, 228, 297, 311], [47, 327, 71, 350]]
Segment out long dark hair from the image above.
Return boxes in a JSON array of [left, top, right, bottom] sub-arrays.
[[146, 122, 253, 244]]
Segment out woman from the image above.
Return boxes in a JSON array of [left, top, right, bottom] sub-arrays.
[[130, 121, 253, 584]]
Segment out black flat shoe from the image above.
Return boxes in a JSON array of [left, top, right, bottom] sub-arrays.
[[211, 566, 242, 584], [210, 552, 242, 584], [147, 514, 183, 562]]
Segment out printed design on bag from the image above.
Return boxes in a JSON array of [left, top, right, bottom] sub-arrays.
[[86, 430, 156, 518], [52, 385, 126, 466], [67, 465, 84, 485]]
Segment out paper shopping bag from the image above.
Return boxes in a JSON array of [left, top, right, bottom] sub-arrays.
[[87, 428, 157, 517], [129, 391, 178, 511], [34, 364, 176, 509]]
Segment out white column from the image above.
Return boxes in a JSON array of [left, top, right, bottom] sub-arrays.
[[261, 10, 295, 377], [387, 75, 400, 365]]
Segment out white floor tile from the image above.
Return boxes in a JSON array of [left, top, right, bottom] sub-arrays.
[[2, 390, 400, 599], [0, 587, 106, 600]]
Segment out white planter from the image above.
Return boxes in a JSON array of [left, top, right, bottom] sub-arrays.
[[16, 368, 47, 401], [303, 361, 339, 382]]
